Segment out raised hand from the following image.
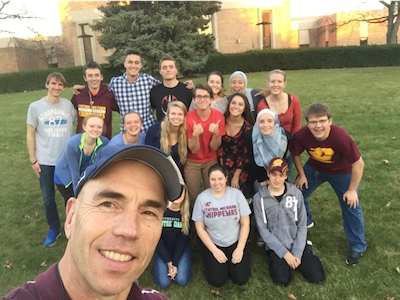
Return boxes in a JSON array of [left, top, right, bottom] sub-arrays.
[[192, 120, 204, 137], [209, 119, 221, 136]]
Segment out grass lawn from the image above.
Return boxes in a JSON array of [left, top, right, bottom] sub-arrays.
[[0, 66, 399, 299]]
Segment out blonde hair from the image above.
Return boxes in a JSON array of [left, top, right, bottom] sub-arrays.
[[179, 186, 190, 235], [268, 69, 287, 82], [160, 101, 188, 164]]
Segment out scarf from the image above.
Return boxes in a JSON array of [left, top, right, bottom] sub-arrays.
[[229, 71, 254, 110], [252, 109, 287, 169]]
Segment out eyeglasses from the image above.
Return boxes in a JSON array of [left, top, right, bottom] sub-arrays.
[[194, 95, 211, 101], [308, 119, 329, 126]]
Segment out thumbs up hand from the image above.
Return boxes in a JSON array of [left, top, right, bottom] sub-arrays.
[[192, 120, 204, 137], [209, 119, 221, 136]]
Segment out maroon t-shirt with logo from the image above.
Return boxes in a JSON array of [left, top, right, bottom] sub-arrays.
[[290, 124, 361, 175]]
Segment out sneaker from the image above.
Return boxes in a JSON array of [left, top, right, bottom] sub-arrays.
[[44, 229, 61, 247], [256, 236, 265, 247], [307, 222, 315, 229], [345, 251, 363, 266]]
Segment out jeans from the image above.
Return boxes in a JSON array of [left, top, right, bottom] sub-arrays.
[[302, 163, 367, 253], [154, 246, 192, 289], [39, 165, 60, 231]]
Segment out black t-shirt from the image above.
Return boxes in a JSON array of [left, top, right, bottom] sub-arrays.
[[271, 184, 287, 202], [150, 82, 193, 121]]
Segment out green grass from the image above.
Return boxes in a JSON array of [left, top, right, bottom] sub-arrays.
[[1, 67, 400, 299]]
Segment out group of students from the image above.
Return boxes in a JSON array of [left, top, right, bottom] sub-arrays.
[[27, 51, 367, 291]]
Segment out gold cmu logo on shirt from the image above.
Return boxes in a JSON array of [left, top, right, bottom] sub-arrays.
[[309, 147, 334, 163]]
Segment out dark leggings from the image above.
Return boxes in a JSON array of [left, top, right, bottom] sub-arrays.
[[201, 241, 251, 287], [267, 244, 326, 286], [56, 184, 74, 206]]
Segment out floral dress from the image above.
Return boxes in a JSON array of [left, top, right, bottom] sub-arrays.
[[217, 120, 252, 198]]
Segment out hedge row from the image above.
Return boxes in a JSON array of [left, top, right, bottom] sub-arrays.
[[1, 44, 400, 94], [203, 44, 400, 74], [0, 64, 123, 94]]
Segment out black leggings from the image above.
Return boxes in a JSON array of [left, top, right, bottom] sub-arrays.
[[267, 244, 326, 286], [56, 184, 74, 206], [201, 241, 251, 287]]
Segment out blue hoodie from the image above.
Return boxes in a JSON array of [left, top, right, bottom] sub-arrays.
[[54, 133, 109, 192]]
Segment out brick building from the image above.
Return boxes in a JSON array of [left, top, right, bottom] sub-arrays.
[[0, 1, 393, 74]]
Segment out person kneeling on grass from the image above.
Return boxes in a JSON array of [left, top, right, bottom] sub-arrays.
[[154, 187, 192, 289], [253, 158, 326, 286], [192, 164, 251, 287]]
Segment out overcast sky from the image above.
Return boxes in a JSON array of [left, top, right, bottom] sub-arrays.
[[0, 0, 385, 38]]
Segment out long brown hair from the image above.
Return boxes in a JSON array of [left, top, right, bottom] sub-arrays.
[[224, 92, 255, 125], [160, 101, 188, 164]]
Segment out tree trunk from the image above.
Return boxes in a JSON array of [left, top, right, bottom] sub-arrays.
[[382, 1, 400, 44]]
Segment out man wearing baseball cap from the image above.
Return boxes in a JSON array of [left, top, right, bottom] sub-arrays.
[[2, 144, 184, 300]]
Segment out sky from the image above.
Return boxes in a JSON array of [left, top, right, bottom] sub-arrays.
[[0, 0, 61, 38], [0, 0, 386, 38]]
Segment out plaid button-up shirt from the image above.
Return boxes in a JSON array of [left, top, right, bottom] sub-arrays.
[[109, 73, 161, 133]]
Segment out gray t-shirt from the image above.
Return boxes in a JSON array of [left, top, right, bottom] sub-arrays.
[[192, 186, 251, 247], [27, 97, 76, 166]]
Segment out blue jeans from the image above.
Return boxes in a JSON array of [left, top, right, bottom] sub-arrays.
[[302, 163, 367, 253], [154, 246, 192, 289], [39, 165, 60, 231]]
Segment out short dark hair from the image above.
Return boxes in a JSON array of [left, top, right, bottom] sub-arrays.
[[305, 103, 332, 122], [224, 92, 255, 125], [125, 49, 141, 58], [159, 56, 177, 69], [208, 164, 229, 178], [83, 61, 102, 77], [192, 83, 213, 99]]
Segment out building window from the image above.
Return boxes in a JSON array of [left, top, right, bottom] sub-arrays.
[[260, 11, 272, 49], [78, 23, 94, 63]]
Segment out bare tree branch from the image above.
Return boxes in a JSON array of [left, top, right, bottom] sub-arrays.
[[10, 26, 68, 68], [0, 0, 37, 35], [0, 0, 36, 19], [312, 1, 400, 45]]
